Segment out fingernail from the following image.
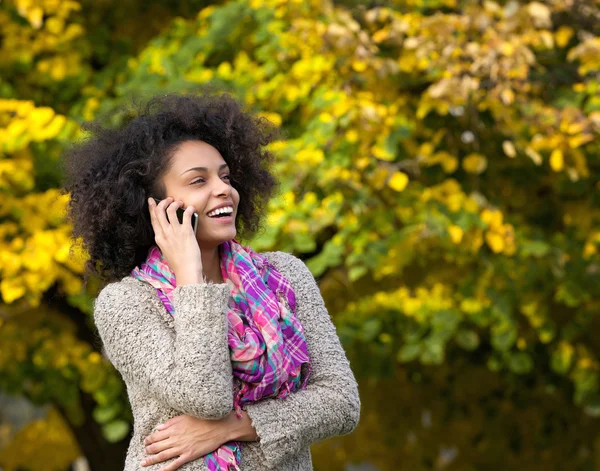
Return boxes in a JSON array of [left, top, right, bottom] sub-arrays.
[[141, 460, 147, 466], [157, 423, 164, 430]]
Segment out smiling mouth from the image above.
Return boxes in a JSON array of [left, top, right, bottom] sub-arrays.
[[206, 212, 234, 222], [206, 205, 234, 218]]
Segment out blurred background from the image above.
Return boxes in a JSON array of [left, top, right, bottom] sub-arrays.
[[1, 0, 599, 469]]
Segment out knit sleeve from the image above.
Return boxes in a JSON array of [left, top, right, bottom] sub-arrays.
[[93, 280, 234, 419], [243, 252, 361, 469]]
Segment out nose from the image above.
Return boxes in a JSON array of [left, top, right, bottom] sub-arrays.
[[211, 175, 232, 197]]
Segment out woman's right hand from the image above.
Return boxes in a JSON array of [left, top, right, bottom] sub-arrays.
[[148, 197, 205, 285]]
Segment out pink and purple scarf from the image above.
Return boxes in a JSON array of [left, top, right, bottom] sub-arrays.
[[131, 238, 311, 470]]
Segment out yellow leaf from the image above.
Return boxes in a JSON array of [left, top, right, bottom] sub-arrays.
[[355, 156, 369, 169], [36, 115, 67, 140], [256, 111, 282, 126], [441, 154, 458, 173], [1, 277, 27, 303], [448, 225, 464, 244], [502, 140, 517, 158], [27, 7, 44, 29], [462, 153, 487, 174], [527, 2, 551, 28], [485, 232, 505, 253], [372, 145, 395, 161], [198, 5, 217, 19], [345, 129, 359, 143], [45, 17, 64, 34], [583, 242, 596, 259], [296, 148, 324, 165], [500, 89, 515, 105], [318, 112, 333, 123], [549, 149, 564, 172], [481, 209, 503, 227], [555, 26, 574, 48], [568, 133, 593, 149], [525, 147, 542, 165], [352, 60, 368, 72], [500, 42, 514, 56], [388, 171, 409, 192], [372, 29, 389, 43], [567, 121, 585, 135]]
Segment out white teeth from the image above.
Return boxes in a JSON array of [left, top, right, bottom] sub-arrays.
[[207, 206, 233, 217]]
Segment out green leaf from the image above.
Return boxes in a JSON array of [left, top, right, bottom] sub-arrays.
[[102, 420, 130, 443], [93, 402, 122, 425], [348, 265, 368, 282], [509, 352, 533, 375], [420, 339, 445, 365], [491, 324, 517, 352], [360, 319, 382, 342], [551, 346, 573, 374], [583, 394, 600, 417], [292, 232, 316, 252], [397, 343, 422, 363], [80, 367, 107, 393], [431, 310, 461, 334], [555, 282, 590, 308], [456, 329, 480, 351], [92, 375, 123, 406], [520, 240, 550, 258], [306, 239, 344, 277]]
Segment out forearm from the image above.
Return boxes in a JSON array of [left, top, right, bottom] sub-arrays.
[[169, 283, 234, 417], [223, 410, 259, 442], [242, 252, 361, 467], [244, 376, 359, 464], [95, 281, 234, 419]]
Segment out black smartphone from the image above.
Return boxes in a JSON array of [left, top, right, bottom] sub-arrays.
[[152, 198, 199, 234]]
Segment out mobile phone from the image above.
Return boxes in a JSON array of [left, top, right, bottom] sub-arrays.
[[151, 198, 199, 234]]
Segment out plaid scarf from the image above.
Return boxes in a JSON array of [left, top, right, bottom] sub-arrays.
[[130, 239, 311, 470]]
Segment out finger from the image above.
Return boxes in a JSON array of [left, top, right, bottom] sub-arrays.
[[145, 437, 174, 455], [144, 429, 170, 446], [181, 205, 195, 230], [148, 198, 164, 238], [159, 415, 185, 430], [159, 455, 191, 471], [148, 198, 158, 225], [155, 197, 174, 233], [141, 448, 179, 467], [166, 200, 183, 227]]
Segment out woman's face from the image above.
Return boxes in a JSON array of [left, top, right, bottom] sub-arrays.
[[160, 139, 240, 249]]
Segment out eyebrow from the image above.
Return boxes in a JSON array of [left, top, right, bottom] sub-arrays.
[[180, 163, 229, 176]]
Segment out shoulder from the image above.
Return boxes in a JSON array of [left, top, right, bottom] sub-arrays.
[[95, 276, 154, 304], [261, 251, 315, 283], [260, 251, 323, 304], [93, 276, 157, 322]]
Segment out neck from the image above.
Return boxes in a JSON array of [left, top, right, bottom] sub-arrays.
[[200, 244, 223, 284]]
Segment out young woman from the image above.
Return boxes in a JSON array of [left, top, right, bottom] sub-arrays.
[[62, 93, 360, 471]]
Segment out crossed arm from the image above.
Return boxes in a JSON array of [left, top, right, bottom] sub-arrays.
[[94, 252, 360, 470]]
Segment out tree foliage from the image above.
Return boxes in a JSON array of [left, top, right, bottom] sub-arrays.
[[1, 0, 599, 469]]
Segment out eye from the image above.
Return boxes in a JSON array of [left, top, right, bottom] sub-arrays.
[[191, 178, 205, 185], [222, 174, 231, 181]]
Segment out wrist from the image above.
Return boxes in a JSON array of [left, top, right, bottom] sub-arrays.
[[224, 410, 258, 442], [175, 271, 206, 286]]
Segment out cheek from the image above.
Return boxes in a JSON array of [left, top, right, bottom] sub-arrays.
[[232, 188, 241, 207]]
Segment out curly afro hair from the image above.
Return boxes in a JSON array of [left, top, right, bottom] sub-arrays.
[[61, 92, 281, 284]]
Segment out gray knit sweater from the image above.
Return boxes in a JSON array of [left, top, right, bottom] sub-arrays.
[[93, 251, 360, 471]]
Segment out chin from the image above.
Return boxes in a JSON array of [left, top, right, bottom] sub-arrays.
[[198, 230, 237, 247]]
